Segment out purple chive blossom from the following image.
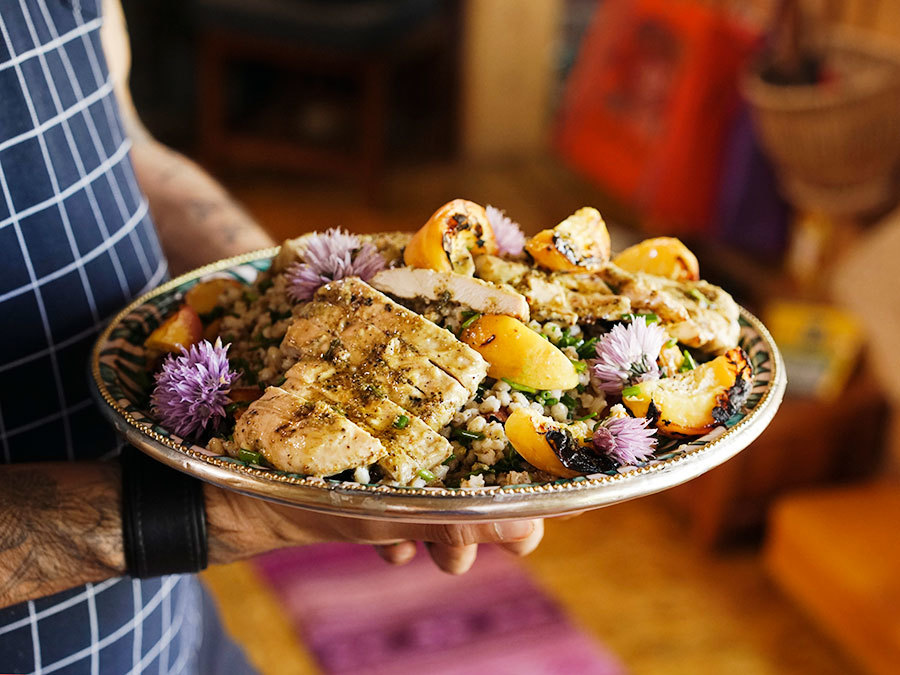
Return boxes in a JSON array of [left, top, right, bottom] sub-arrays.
[[591, 316, 669, 394], [151, 338, 238, 438], [285, 228, 385, 301], [593, 415, 657, 465], [486, 205, 525, 257]]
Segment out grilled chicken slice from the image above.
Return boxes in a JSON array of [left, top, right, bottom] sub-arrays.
[[371, 267, 530, 322], [597, 264, 740, 354], [313, 278, 488, 393], [233, 387, 385, 476], [475, 254, 629, 325], [283, 362, 452, 484], [282, 309, 467, 429]]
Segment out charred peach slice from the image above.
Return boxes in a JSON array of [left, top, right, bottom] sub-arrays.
[[184, 278, 244, 315], [505, 408, 582, 478], [623, 347, 752, 437], [144, 304, 203, 353], [404, 199, 498, 275], [459, 315, 578, 391], [612, 237, 700, 281], [525, 207, 610, 272]]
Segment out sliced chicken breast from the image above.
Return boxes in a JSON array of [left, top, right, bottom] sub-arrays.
[[283, 362, 452, 484], [313, 278, 488, 393], [282, 303, 469, 429], [371, 267, 530, 322], [597, 264, 740, 353], [475, 254, 629, 325], [233, 386, 385, 476]]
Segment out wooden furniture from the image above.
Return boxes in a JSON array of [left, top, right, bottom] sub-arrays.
[[194, 0, 458, 203], [764, 481, 900, 675]]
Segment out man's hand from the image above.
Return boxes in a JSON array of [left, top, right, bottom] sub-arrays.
[[205, 487, 544, 576]]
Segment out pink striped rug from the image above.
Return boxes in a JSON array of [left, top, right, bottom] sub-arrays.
[[252, 543, 625, 674]]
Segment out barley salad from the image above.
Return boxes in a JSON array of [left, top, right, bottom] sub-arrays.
[[145, 200, 751, 489]]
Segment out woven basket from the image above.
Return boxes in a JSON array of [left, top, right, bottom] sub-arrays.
[[743, 28, 900, 217]]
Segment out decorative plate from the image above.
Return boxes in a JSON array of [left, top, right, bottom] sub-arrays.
[[90, 247, 786, 523]]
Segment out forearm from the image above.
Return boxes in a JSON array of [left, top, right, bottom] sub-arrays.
[[129, 133, 274, 275], [0, 463, 125, 608], [0, 460, 288, 608]]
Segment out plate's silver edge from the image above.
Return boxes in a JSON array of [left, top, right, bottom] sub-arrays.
[[89, 247, 787, 523]]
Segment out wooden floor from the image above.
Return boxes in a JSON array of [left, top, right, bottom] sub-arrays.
[[210, 158, 859, 674]]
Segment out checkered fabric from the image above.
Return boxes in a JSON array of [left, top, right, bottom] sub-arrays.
[[0, 1, 203, 672]]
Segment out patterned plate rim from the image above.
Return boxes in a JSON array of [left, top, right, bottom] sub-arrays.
[[89, 246, 787, 521]]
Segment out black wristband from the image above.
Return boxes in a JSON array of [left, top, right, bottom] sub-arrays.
[[120, 445, 208, 578]]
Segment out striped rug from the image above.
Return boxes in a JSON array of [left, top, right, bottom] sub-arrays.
[[251, 543, 625, 674]]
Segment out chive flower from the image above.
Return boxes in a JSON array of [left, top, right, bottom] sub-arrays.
[[593, 415, 657, 465], [486, 205, 525, 257], [150, 338, 238, 438], [285, 228, 385, 301], [590, 316, 668, 394]]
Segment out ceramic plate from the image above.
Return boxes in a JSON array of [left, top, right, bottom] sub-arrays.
[[90, 247, 786, 523]]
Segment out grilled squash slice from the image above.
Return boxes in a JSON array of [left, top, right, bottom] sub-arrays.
[[526, 207, 610, 272], [612, 237, 700, 281], [404, 199, 498, 275], [623, 347, 752, 437]]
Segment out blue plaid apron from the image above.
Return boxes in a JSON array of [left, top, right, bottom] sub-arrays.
[[0, 2, 250, 673]]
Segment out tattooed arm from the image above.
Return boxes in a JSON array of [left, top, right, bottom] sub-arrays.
[[0, 464, 124, 608], [0, 462, 538, 608], [102, 0, 272, 275]]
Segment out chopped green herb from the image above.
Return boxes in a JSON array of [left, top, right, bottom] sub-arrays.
[[621, 312, 659, 323], [238, 449, 263, 465], [664, 337, 678, 349], [502, 378, 537, 394], [557, 329, 582, 347], [679, 349, 698, 372], [253, 333, 283, 348], [689, 288, 708, 307], [576, 412, 598, 421], [269, 309, 293, 322], [451, 428, 486, 443], [622, 384, 643, 397], [560, 394, 578, 409], [242, 290, 259, 303], [229, 358, 256, 384], [543, 397, 559, 406], [393, 414, 410, 429], [459, 311, 481, 332], [417, 468, 435, 482], [225, 401, 251, 414], [576, 337, 598, 359], [576, 383, 587, 393], [571, 359, 587, 374]]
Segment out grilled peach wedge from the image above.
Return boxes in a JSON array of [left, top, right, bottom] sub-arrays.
[[404, 199, 498, 275], [505, 408, 582, 478], [144, 304, 202, 353], [623, 347, 752, 437], [612, 237, 700, 281], [460, 315, 578, 391], [525, 207, 610, 272], [184, 277, 243, 315]]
